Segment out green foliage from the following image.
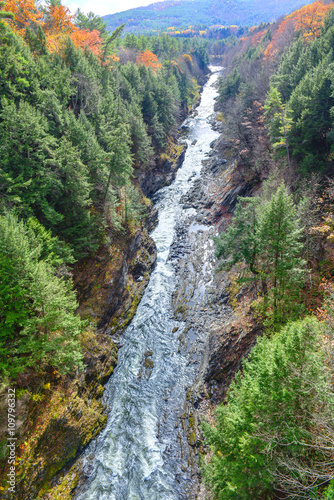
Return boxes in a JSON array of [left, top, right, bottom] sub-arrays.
[[218, 68, 241, 103], [264, 87, 293, 167], [0, 213, 84, 378], [0, 24, 205, 258], [202, 316, 334, 499], [215, 184, 305, 327], [0, 21, 208, 378], [26, 217, 74, 266], [288, 56, 334, 174], [122, 182, 147, 228], [269, 12, 334, 175], [74, 9, 108, 38], [323, 480, 334, 499], [215, 196, 259, 273]]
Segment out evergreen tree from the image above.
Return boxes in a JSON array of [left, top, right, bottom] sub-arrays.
[[215, 184, 305, 327], [202, 317, 334, 500], [102, 123, 133, 209], [288, 56, 334, 174], [215, 197, 260, 275], [0, 213, 84, 378], [0, 99, 60, 222], [264, 87, 293, 169], [218, 68, 241, 103], [258, 184, 305, 325]]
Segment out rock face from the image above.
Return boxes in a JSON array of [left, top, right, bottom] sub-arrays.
[[0, 332, 117, 500], [74, 224, 157, 338], [137, 144, 188, 197]]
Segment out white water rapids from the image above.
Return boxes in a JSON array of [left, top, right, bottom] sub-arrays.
[[75, 66, 222, 500]]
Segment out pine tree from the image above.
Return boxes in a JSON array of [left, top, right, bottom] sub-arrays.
[[0, 213, 84, 378], [102, 123, 133, 210], [202, 316, 334, 499], [215, 184, 305, 327], [264, 87, 293, 169], [258, 183, 305, 325]]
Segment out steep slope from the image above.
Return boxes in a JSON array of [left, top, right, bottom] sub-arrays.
[[103, 0, 312, 34]]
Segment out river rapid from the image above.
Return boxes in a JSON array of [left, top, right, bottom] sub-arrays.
[[75, 66, 222, 500]]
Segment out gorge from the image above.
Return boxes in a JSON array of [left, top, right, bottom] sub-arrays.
[[74, 66, 223, 500]]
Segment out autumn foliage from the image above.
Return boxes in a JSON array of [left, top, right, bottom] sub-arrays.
[[4, 0, 42, 37], [264, 0, 332, 60], [287, 0, 332, 40], [182, 53, 193, 63], [1, 0, 111, 61], [264, 18, 295, 61], [136, 50, 162, 72], [251, 29, 266, 46], [42, 3, 103, 56]]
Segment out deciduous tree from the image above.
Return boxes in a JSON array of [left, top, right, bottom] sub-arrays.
[[136, 49, 162, 73]]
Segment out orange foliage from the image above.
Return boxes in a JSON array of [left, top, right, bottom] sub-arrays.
[[71, 29, 103, 58], [43, 4, 74, 35], [251, 29, 266, 46], [43, 4, 103, 58], [102, 53, 120, 68], [171, 59, 183, 72], [3, 0, 42, 37], [264, 0, 332, 60], [287, 0, 332, 41], [264, 18, 294, 61], [136, 50, 162, 72], [3, 0, 108, 63]]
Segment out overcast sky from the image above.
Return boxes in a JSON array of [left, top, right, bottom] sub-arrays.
[[66, 0, 163, 16]]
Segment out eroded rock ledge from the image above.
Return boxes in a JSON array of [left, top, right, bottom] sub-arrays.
[[167, 124, 262, 499]]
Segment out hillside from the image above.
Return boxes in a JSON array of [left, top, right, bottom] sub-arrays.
[[201, 1, 334, 498], [103, 0, 312, 34]]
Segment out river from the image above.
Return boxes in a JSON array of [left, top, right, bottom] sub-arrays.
[[75, 66, 222, 500]]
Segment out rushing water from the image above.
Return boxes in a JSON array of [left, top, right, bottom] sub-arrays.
[[75, 66, 222, 500]]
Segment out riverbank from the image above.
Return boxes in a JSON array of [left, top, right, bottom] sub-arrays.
[[167, 113, 265, 498]]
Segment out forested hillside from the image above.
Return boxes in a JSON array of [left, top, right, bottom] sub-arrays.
[[0, 1, 209, 385], [3, 0, 334, 498], [103, 0, 311, 35], [203, 1, 334, 498]]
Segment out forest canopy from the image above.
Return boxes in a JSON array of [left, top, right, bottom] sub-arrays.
[[0, 0, 209, 378], [204, 2, 334, 498]]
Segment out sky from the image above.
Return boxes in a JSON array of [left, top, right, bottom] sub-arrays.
[[66, 0, 163, 17]]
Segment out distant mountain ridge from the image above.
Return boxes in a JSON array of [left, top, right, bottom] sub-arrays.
[[103, 0, 312, 34]]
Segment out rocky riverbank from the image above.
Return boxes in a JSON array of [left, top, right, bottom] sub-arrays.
[[167, 118, 263, 498]]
